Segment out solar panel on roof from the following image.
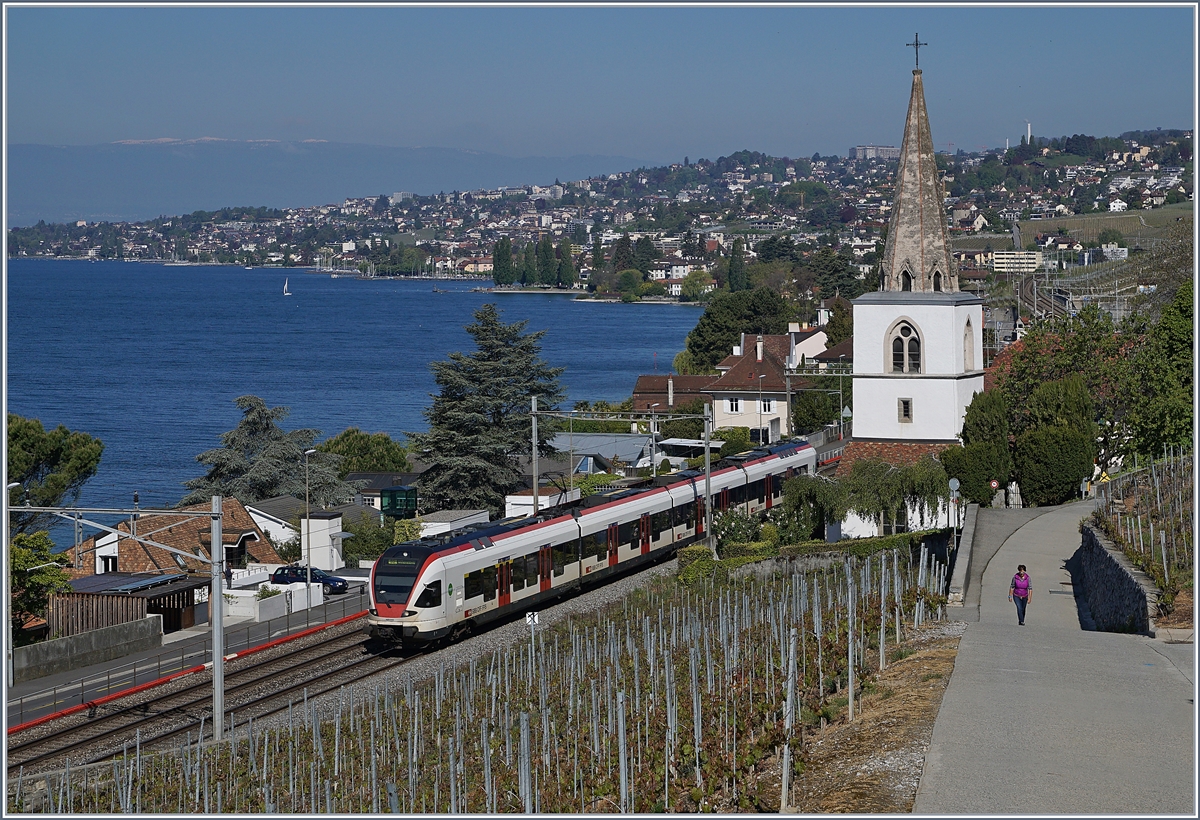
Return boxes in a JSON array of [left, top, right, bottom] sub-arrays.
[[110, 573, 187, 593]]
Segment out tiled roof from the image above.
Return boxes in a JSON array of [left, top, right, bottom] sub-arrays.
[[631, 375, 716, 410], [68, 497, 282, 576], [834, 440, 952, 478], [813, 337, 854, 361], [708, 347, 789, 393]]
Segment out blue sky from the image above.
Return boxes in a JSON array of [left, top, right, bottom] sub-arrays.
[[6, 5, 1196, 163]]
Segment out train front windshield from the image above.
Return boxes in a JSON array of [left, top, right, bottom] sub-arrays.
[[374, 548, 431, 605]]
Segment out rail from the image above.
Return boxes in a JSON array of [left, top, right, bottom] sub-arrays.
[[6, 589, 367, 727]]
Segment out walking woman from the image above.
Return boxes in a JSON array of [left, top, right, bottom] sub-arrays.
[[1009, 564, 1031, 625]]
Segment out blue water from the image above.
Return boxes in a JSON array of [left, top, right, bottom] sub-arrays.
[[7, 260, 701, 517]]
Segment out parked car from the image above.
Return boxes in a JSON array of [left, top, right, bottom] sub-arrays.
[[270, 565, 350, 595]]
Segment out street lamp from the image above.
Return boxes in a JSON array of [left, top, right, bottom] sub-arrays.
[[649, 404, 661, 478], [304, 448, 317, 611], [757, 374, 766, 445]]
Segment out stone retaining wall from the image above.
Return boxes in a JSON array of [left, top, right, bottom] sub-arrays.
[[1079, 524, 1159, 635]]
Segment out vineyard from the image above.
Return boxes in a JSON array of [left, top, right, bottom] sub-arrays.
[[1091, 446, 1193, 611], [10, 540, 955, 814]]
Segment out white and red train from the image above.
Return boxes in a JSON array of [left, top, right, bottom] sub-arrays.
[[366, 440, 816, 645]]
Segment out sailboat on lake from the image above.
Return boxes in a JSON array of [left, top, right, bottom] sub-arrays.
[[283, 278, 292, 296]]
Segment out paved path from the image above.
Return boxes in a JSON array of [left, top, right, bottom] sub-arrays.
[[915, 502, 1195, 814]]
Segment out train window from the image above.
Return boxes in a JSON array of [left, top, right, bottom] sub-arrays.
[[731, 485, 746, 505], [525, 553, 539, 585], [551, 545, 569, 576], [670, 503, 690, 528], [415, 580, 442, 608], [798, 464, 809, 475], [617, 521, 635, 549], [582, 532, 605, 561], [481, 566, 496, 601], [651, 510, 670, 539], [374, 554, 423, 604], [465, 569, 485, 600], [511, 558, 526, 591], [753, 479, 766, 504]]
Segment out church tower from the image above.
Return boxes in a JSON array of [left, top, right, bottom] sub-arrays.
[[851, 68, 984, 443]]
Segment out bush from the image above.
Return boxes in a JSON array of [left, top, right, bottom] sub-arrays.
[[1014, 426, 1094, 506], [717, 428, 752, 458], [676, 545, 713, 572], [713, 510, 760, 548], [255, 584, 282, 600], [718, 540, 778, 560], [941, 442, 1008, 505]]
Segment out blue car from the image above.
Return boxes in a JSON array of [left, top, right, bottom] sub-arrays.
[[270, 565, 349, 595]]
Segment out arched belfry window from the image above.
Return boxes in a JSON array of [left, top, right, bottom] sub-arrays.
[[901, 270, 913, 292], [933, 271, 943, 292], [964, 318, 975, 371], [889, 321, 922, 374]]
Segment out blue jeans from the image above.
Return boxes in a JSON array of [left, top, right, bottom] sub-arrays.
[[1013, 595, 1028, 624]]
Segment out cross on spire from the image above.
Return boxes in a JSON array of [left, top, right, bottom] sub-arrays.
[[907, 32, 927, 68]]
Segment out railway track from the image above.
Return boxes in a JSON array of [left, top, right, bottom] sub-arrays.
[[7, 627, 411, 777]]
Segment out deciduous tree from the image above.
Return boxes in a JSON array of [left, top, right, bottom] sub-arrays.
[[10, 531, 71, 640], [317, 427, 410, 477], [7, 414, 104, 535], [684, 287, 798, 372]]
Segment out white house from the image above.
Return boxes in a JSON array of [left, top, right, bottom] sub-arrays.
[[1109, 198, 1128, 212]]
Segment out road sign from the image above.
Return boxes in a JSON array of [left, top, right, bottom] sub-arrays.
[[990, 479, 1000, 490], [526, 611, 539, 626], [1098, 471, 1110, 483], [948, 478, 960, 492]]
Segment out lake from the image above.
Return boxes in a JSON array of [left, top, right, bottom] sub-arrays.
[[6, 260, 702, 518]]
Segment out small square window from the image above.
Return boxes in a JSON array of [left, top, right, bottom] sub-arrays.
[[898, 398, 913, 422], [728, 398, 741, 414]]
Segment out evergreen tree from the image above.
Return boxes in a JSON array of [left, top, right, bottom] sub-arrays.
[[592, 235, 605, 273], [556, 240, 576, 288], [633, 236, 659, 274], [521, 242, 537, 285], [611, 233, 634, 272], [727, 238, 748, 291], [823, 298, 853, 347], [537, 235, 557, 286], [492, 236, 514, 285], [180, 395, 358, 507], [409, 305, 565, 516]]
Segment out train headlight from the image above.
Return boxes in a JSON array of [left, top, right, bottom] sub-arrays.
[[368, 608, 377, 616], [404, 610, 418, 617]]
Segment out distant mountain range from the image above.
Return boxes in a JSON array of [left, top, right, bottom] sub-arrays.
[[6, 139, 649, 226]]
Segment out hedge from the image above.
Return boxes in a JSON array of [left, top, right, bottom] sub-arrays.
[[676, 529, 946, 587]]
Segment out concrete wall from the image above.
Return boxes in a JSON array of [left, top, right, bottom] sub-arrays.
[[1079, 525, 1160, 635], [14, 616, 162, 683], [946, 503, 979, 606]]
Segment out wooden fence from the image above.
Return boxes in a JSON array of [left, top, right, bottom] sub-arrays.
[[47, 593, 148, 638]]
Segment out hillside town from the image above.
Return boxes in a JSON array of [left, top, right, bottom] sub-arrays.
[[8, 131, 1192, 306]]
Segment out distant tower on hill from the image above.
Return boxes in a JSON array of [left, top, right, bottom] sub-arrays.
[[849, 67, 985, 444]]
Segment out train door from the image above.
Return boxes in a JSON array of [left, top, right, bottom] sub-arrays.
[[720, 488, 730, 513], [639, 514, 651, 555], [696, 497, 705, 536], [607, 523, 619, 568], [538, 545, 552, 592], [497, 561, 512, 607]]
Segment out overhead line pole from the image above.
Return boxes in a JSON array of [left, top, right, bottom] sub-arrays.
[[12, 498, 226, 741]]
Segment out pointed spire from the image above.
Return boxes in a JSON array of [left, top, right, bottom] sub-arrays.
[[881, 69, 956, 293]]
